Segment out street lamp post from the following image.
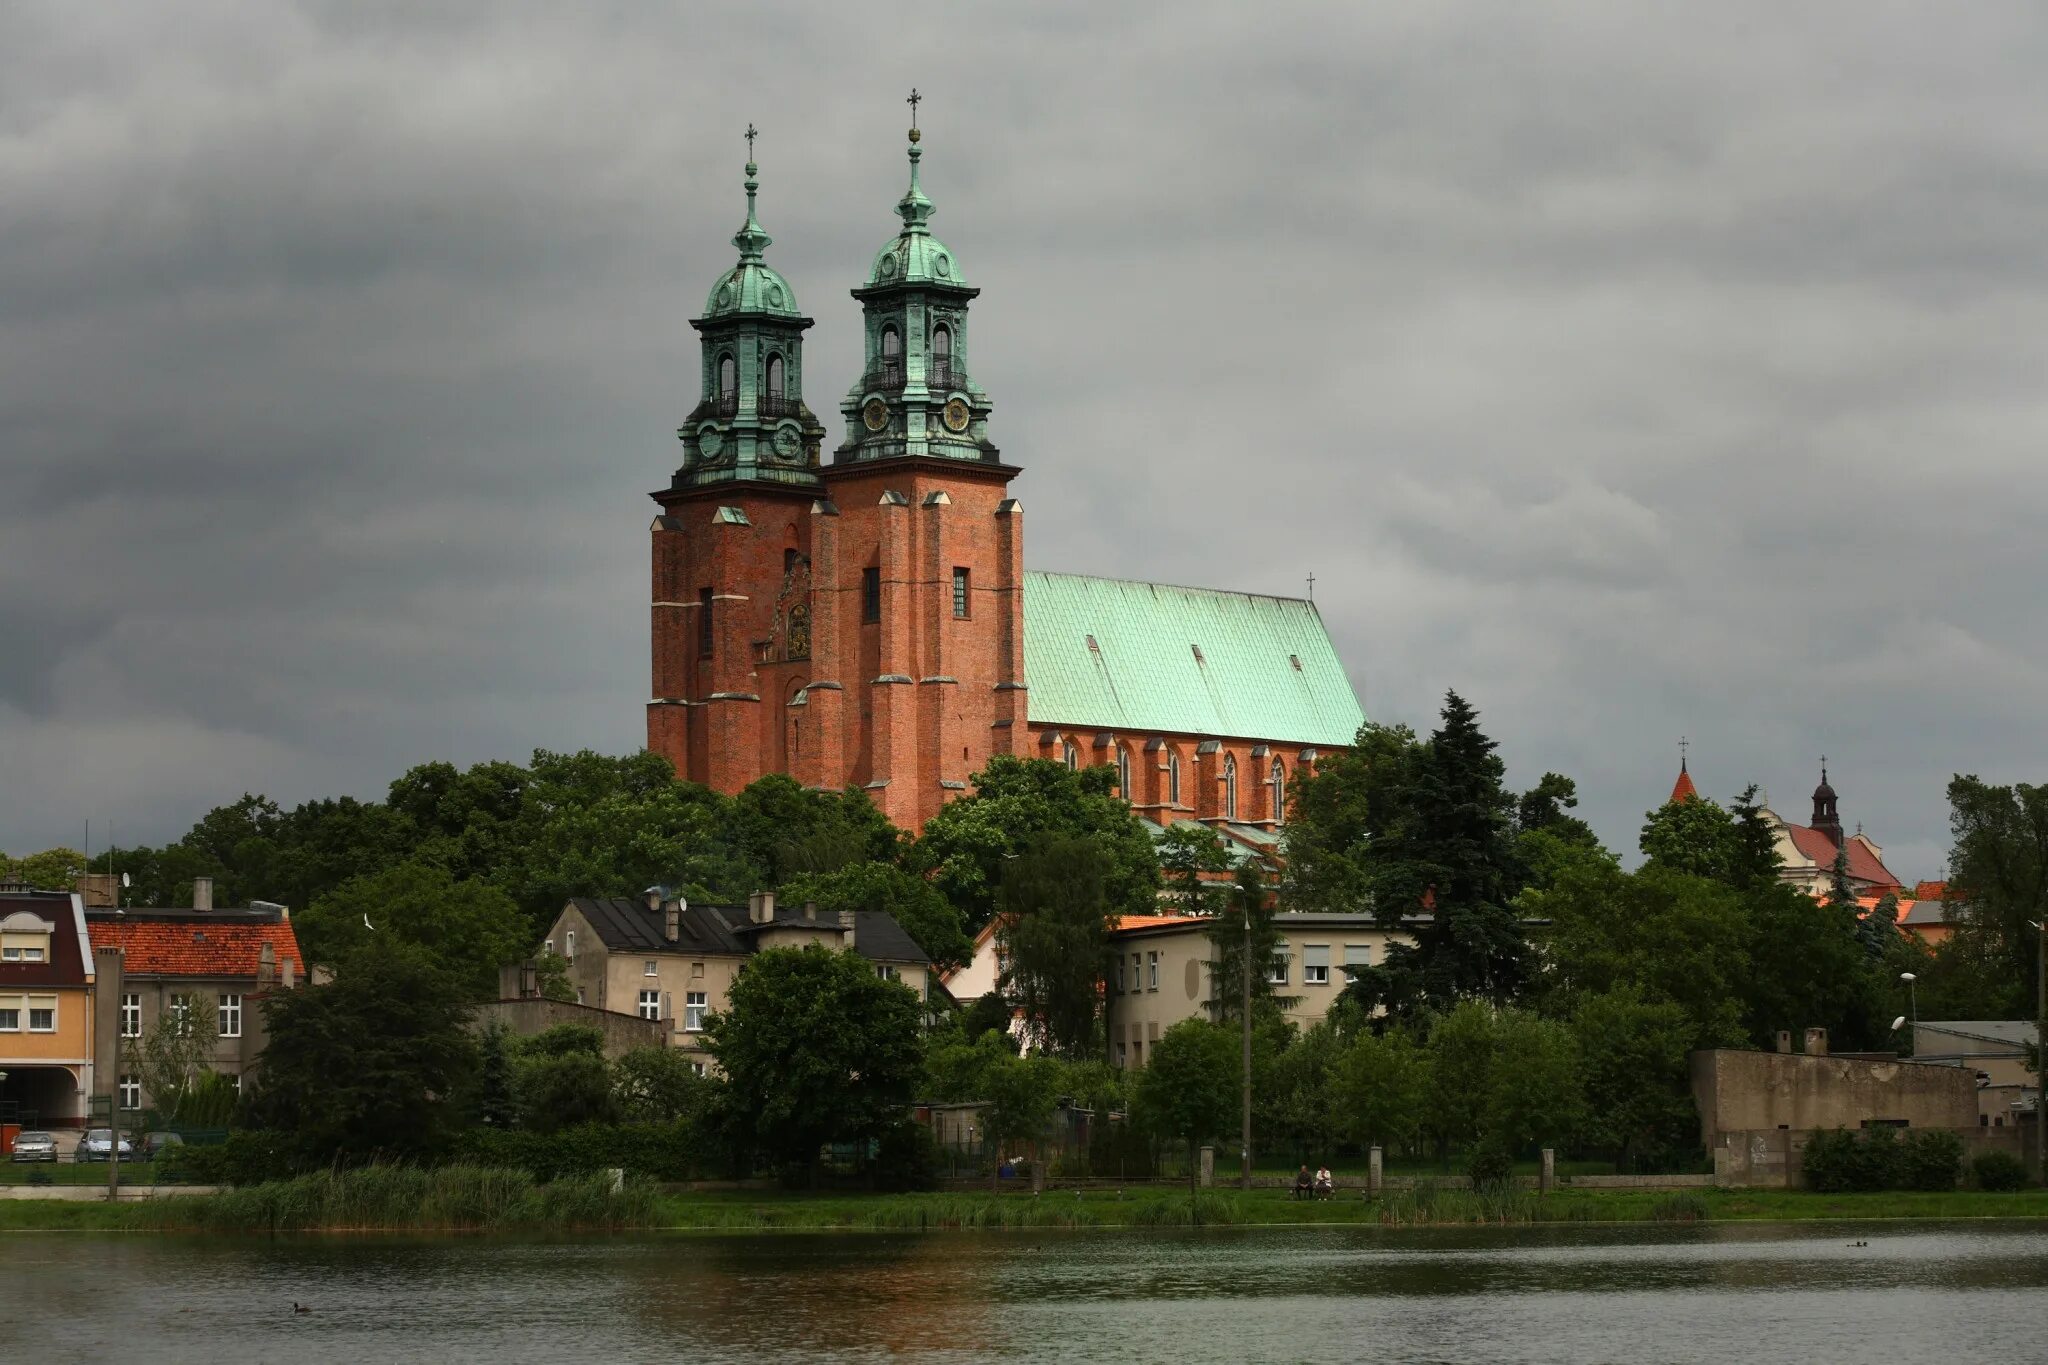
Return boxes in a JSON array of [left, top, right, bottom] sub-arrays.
[[2032, 919, 2046, 1185], [1899, 971, 1918, 1044]]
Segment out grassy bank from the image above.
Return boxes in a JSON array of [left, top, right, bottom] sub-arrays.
[[4, 1173, 2046, 1233]]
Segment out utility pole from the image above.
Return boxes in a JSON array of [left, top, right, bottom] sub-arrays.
[[1240, 891, 1252, 1191], [2036, 916, 2046, 1185]]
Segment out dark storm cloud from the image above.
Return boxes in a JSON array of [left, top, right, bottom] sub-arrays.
[[5, 1, 2046, 881]]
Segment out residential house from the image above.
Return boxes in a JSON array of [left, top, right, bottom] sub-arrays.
[[530, 889, 932, 1067], [85, 877, 308, 1119], [1913, 1020, 2040, 1129], [0, 887, 98, 1127], [1106, 912, 1422, 1067]]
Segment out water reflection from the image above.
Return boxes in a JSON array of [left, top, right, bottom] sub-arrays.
[[5, 1222, 2044, 1364]]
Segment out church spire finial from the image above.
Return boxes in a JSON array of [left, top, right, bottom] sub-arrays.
[[897, 90, 934, 233], [733, 122, 771, 261]]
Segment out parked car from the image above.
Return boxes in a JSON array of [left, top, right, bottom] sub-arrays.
[[144, 1131, 184, 1160], [8, 1130, 58, 1163], [77, 1129, 134, 1162]]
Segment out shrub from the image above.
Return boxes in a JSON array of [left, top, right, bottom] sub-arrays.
[[1465, 1145, 1515, 1192], [1896, 1130, 1963, 1192], [168, 1130, 303, 1186], [454, 1120, 709, 1181], [1649, 1191, 1710, 1223], [870, 1118, 937, 1192], [1971, 1150, 2028, 1192]]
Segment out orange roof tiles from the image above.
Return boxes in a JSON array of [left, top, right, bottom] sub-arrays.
[[88, 916, 306, 980], [1912, 880, 1948, 901], [1783, 824, 1901, 889], [1669, 763, 1699, 804], [1109, 914, 1202, 932]]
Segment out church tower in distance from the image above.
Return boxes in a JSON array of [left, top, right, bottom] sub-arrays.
[[648, 112, 1027, 833]]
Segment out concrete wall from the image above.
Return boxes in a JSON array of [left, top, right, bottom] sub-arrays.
[[1692, 1048, 1979, 1138], [1710, 1123, 2035, 1188], [473, 998, 666, 1058]]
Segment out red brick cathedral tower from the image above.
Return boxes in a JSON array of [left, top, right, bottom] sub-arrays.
[[649, 117, 1026, 832]]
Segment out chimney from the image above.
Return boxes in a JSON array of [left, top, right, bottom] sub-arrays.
[[665, 900, 681, 944], [838, 908, 856, 950], [759, 890, 776, 923], [1776, 1030, 1793, 1054], [1804, 1027, 1828, 1057], [257, 942, 277, 987], [804, 901, 818, 923], [644, 886, 662, 912], [191, 876, 214, 912]]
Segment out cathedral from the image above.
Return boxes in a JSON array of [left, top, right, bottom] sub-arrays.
[[647, 113, 1365, 835]]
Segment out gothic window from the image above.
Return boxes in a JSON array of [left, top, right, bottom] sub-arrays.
[[765, 353, 785, 399], [718, 354, 737, 401], [932, 324, 952, 382], [1271, 759, 1287, 825], [952, 566, 970, 618], [1168, 752, 1182, 806], [1063, 741, 1078, 771], [1117, 746, 1132, 797], [698, 587, 714, 657], [862, 566, 882, 623], [1223, 753, 1238, 821]]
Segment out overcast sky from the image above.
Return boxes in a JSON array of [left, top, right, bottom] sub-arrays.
[[6, 2, 2046, 881]]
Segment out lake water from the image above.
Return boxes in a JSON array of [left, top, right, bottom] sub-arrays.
[[6, 1221, 2044, 1363]]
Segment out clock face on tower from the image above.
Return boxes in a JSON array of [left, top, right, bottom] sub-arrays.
[[942, 398, 971, 433], [773, 426, 800, 459], [697, 425, 724, 459], [862, 398, 890, 432]]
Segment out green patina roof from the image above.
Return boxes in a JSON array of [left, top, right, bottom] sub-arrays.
[[702, 158, 803, 320], [1022, 572, 1365, 746], [863, 134, 968, 290]]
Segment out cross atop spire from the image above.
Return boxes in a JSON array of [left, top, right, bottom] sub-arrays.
[[906, 87, 921, 135], [745, 122, 758, 159], [1679, 735, 1689, 771], [733, 122, 770, 260]]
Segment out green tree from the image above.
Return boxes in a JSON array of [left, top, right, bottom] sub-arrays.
[[1265, 1021, 1346, 1162], [613, 1046, 712, 1124], [1134, 1020, 1241, 1193], [781, 861, 973, 974], [1639, 797, 1738, 881], [730, 775, 900, 883], [123, 990, 220, 1124], [1486, 1009, 1582, 1155], [995, 833, 1117, 1058], [1206, 861, 1291, 1025], [1328, 1028, 1431, 1154], [1160, 824, 1232, 915], [958, 991, 1016, 1045], [1727, 784, 1784, 889], [514, 1045, 618, 1134], [1571, 987, 1696, 1171], [5, 847, 87, 893], [978, 1049, 1064, 1191], [1283, 722, 1424, 914], [912, 755, 1160, 932], [705, 945, 924, 1183], [476, 1023, 518, 1129], [1424, 1000, 1496, 1158], [298, 861, 530, 1002], [246, 947, 478, 1165], [1944, 774, 2048, 1017], [1741, 881, 1886, 1050]]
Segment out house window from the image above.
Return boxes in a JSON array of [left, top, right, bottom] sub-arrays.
[[1116, 746, 1131, 797], [1116, 1040, 1128, 1068], [564, 930, 576, 960], [1223, 753, 1238, 821], [684, 991, 708, 1032], [1115, 959, 1125, 993], [0, 1004, 17, 1030], [119, 1075, 141, 1111], [877, 964, 900, 982], [1272, 759, 1287, 825], [229, 1073, 242, 1094], [576, 988, 586, 1005], [2, 945, 45, 962], [1342, 943, 1370, 976], [862, 566, 882, 623], [644, 960, 659, 977], [1147, 951, 1159, 991], [121, 993, 141, 1039], [1303, 946, 1330, 986], [1130, 953, 1141, 992], [1267, 951, 1290, 986], [166, 996, 193, 1036], [1168, 752, 1181, 805], [952, 566, 970, 618], [698, 587, 715, 656], [637, 990, 661, 1022], [690, 1061, 709, 1077], [28, 998, 55, 1032], [765, 352, 785, 399], [218, 993, 243, 1038]]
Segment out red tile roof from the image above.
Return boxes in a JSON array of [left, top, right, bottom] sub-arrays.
[[1669, 763, 1699, 804], [87, 914, 305, 980], [1912, 880, 1948, 901], [1110, 914, 1202, 933], [1783, 824, 1901, 890]]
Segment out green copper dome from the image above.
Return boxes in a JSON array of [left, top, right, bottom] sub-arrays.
[[702, 159, 803, 320], [862, 135, 968, 290]]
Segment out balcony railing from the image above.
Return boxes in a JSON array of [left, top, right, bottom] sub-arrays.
[[713, 391, 739, 419], [757, 391, 803, 419], [861, 363, 905, 393]]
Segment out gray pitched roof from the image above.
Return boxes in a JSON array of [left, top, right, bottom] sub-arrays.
[[566, 897, 929, 966]]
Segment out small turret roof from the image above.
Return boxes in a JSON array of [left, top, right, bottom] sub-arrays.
[[702, 148, 802, 321], [863, 127, 968, 290]]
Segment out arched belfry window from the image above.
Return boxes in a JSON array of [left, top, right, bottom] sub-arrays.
[[1116, 745, 1131, 798], [1223, 754, 1239, 821], [1271, 759, 1287, 825], [1168, 752, 1182, 806], [932, 324, 952, 382], [1063, 741, 1078, 771], [881, 325, 901, 361], [718, 354, 737, 401], [765, 353, 785, 399]]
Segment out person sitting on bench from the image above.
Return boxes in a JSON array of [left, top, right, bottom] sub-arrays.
[[1314, 1166, 1334, 1201], [1293, 1165, 1314, 1200]]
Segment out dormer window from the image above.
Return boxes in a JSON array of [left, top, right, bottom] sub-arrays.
[[0, 912, 54, 964]]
